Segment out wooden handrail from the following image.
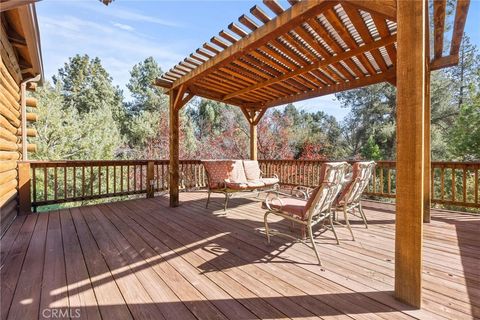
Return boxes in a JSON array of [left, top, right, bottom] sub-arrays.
[[18, 159, 479, 211]]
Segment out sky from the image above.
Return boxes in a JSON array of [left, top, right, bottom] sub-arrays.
[[36, 0, 480, 121]]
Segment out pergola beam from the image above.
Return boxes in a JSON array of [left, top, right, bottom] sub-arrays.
[[450, 0, 471, 56], [223, 34, 397, 102], [0, 0, 38, 12], [169, 1, 333, 90], [257, 68, 395, 109], [343, 0, 397, 21]]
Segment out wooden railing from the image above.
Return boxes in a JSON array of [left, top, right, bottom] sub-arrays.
[[259, 160, 480, 209], [18, 159, 479, 212], [18, 160, 207, 212]]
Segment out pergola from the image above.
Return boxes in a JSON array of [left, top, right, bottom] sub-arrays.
[[155, 0, 470, 308]]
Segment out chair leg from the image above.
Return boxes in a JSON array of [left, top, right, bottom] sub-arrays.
[[358, 202, 368, 229], [224, 193, 229, 211], [206, 191, 211, 208], [264, 212, 271, 244], [329, 214, 340, 245], [308, 224, 322, 266], [343, 206, 355, 240]]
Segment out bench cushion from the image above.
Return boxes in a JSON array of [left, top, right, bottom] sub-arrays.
[[261, 177, 279, 186], [202, 160, 234, 189], [229, 160, 248, 184], [243, 160, 262, 180], [226, 180, 265, 190], [268, 197, 309, 219]]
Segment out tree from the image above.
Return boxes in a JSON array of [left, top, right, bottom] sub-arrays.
[[53, 54, 124, 118], [449, 94, 480, 160], [32, 82, 122, 160], [257, 109, 294, 159], [361, 135, 382, 161], [126, 57, 167, 115], [186, 99, 249, 159], [336, 82, 396, 159]]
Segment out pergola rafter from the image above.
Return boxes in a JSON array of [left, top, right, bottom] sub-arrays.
[[154, 0, 471, 310]]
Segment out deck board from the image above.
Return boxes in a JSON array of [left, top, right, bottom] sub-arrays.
[[1, 191, 478, 320]]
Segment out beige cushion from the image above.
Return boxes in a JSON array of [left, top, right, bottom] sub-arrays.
[[228, 160, 248, 183], [261, 177, 279, 186], [243, 160, 261, 180], [246, 180, 265, 188]]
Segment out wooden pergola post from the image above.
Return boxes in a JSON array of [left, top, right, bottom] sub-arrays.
[[423, 2, 432, 223], [169, 86, 193, 207], [250, 123, 257, 160], [395, 0, 426, 308], [241, 107, 266, 161]]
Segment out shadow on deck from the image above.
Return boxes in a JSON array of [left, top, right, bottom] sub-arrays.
[[1, 191, 478, 319]]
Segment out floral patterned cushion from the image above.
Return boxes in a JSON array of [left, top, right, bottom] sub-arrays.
[[202, 160, 235, 189]]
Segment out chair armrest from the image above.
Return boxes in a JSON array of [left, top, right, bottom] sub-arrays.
[[264, 192, 284, 211], [291, 185, 312, 200], [260, 171, 278, 180]]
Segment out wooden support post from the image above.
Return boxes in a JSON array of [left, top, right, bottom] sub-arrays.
[[146, 161, 155, 198], [169, 86, 193, 207], [18, 162, 31, 215], [169, 90, 181, 207], [250, 123, 257, 160], [424, 46, 432, 223], [395, 0, 426, 308], [241, 106, 266, 161]]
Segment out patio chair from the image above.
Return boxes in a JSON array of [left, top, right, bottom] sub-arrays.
[[263, 162, 350, 265], [202, 160, 279, 211], [333, 161, 376, 240]]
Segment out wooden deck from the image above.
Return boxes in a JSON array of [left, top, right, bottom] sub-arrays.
[[1, 191, 478, 320]]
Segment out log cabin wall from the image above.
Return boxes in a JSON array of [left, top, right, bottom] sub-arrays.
[[0, 22, 22, 236], [0, 4, 42, 237], [0, 18, 26, 235]]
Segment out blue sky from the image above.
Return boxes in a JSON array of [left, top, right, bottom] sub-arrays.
[[36, 0, 480, 121]]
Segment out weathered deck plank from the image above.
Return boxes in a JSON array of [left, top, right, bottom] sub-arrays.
[[1, 192, 478, 320]]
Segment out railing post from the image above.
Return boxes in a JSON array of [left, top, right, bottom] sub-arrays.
[[18, 162, 32, 215], [146, 161, 155, 198]]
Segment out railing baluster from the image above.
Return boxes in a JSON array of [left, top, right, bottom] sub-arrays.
[[43, 166, 48, 202], [441, 167, 445, 200], [452, 168, 456, 202], [54, 166, 58, 201], [106, 165, 109, 195], [63, 165, 67, 200], [463, 168, 467, 204], [113, 165, 116, 194], [127, 165, 130, 192], [90, 165, 94, 196], [82, 165, 85, 198], [98, 165, 102, 195], [380, 167, 384, 195], [72, 166, 76, 198], [387, 168, 391, 194], [475, 168, 478, 206], [120, 165, 124, 192], [32, 166, 36, 208]]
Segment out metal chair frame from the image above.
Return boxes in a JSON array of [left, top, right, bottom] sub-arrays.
[[263, 162, 349, 265]]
